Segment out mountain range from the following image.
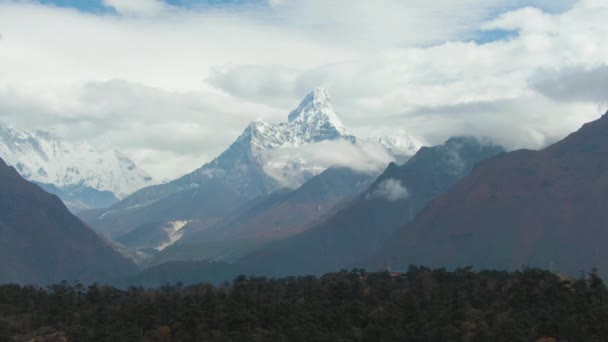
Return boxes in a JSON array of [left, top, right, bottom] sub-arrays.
[[0, 157, 137, 284], [118, 135, 507, 287], [0, 123, 156, 212], [4, 89, 608, 288], [80, 88, 423, 249], [123, 109, 608, 286]]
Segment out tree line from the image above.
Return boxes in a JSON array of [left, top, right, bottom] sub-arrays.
[[1, 267, 607, 341]]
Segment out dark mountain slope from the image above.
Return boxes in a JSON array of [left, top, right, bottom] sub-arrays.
[[373, 112, 608, 276], [0, 158, 138, 285]]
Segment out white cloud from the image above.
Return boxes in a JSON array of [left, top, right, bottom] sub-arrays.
[[263, 139, 395, 176], [102, 0, 168, 16], [267, 0, 285, 8], [0, 0, 606, 181], [530, 66, 608, 104], [0, 79, 283, 178], [264, 0, 577, 47], [366, 178, 409, 202]]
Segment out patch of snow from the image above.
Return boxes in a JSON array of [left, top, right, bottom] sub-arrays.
[[155, 220, 192, 251]]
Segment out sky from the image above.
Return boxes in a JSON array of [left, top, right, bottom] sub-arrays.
[[0, 0, 607, 180]]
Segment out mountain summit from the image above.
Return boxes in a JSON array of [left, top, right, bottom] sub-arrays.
[[287, 88, 347, 140]]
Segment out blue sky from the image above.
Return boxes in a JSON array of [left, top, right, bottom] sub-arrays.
[[34, 0, 574, 44], [34, 0, 577, 15], [37, 0, 263, 13]]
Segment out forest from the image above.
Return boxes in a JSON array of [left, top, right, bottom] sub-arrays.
[[1, 267, 607, 341]]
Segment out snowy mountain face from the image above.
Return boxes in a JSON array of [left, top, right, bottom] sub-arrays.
[[0, 123, 156, 207], [286, 88, 348, 141], [367, 135, 424, 164], [194, 88, 420, 189]]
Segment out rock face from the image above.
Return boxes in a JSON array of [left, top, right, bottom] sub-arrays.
[[239, 137, 506, 277], [0, 158, 138, 285], [0, 123, 155, 211], [82, 88, 422, 240], [373, 112, 608, 276]]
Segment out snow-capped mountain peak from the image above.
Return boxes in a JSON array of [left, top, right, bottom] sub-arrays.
[[189, 89, 425, 191], [89, 89, 427, 239], [116, 88, 424, 215], [0, 122, 156, 202], [286, 88, 347, 140], [234, 89, 352, 154]]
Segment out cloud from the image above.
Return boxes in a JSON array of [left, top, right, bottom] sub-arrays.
[[102, 0, 168, 16], [0, 0, 606, 182], [530, 65, 608, 104], [263, 139, 395, 176], [366, 178, 409, 202], [207, 65, 301, 107], [389, 96, 601, 150], [0, 79, 283, 179], [267, 0, 285, 8], [264, 0, 577, 47]]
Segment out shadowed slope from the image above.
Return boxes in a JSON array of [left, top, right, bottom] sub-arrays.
[[373, 112, 608, 276], [0, 158, 138, 284]]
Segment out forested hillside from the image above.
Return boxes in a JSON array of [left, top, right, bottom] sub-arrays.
[[1, 268, 607, 341]]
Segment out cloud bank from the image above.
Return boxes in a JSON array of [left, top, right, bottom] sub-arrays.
[[0, 0, 606, 179], [263, 139, 395, 181]]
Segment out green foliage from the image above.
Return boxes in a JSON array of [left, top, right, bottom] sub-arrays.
[[0, 268, 607, 341]]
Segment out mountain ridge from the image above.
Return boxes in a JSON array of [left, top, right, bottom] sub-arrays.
[[0, 157, 138, 284], [238, 136, 506, 277], [371, 111, 608, 276]]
